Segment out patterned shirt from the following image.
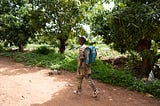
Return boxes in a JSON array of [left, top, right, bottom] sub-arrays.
[[77, 45, 91, 75]]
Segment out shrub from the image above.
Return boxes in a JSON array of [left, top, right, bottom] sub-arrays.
[[92, 59, 134, 87], [0, 45, 4, 52], [35, 46, 51, 55], [145, 80, 160, 97]]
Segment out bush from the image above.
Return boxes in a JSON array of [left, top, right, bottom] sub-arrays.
[[35, 46, 51, 55], [12, 49, 78, 71], [58, 52, 78, 72], [129, 80, 160, 98], [0, 45, 4, 52], [92, 59, 134, 87], [129, 80, 146, 92]]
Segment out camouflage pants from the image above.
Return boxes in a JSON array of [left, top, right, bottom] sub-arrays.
[[76, 74, 96, 92]]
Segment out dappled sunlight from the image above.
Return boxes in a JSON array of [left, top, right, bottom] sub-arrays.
[[0, 62, 45, 75], [0, 70, 68, 106], [0, 66, 35, 75], [0, 67, 9, 73]]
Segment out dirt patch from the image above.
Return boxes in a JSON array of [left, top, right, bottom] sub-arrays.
[[0, 56, 160, 106]]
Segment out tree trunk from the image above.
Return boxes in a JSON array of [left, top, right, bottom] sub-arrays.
[[59, 38, 67, 54], [141, 50, 152, 78], [136, 37, 152, 78], [18, 43, 24, 52]]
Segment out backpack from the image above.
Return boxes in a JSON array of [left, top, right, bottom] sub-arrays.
[[85, 46, 97, 64]]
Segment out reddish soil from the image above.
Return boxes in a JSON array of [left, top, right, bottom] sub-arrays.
[[0, 56, 160, 106]]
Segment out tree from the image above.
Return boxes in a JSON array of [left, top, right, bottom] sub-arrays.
[[91, 9, 111, 43], [0, 0, 45, 52], [39, 0, 104, 53], [37, 0, 83, 53], [91, 0, 160, 78]]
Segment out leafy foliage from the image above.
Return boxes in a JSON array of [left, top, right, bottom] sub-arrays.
[[91, 10, 111, 44], [35, 46, 51, 55], [0, 44, 4, 52], [37, 0, 85, 53], [108, 1, 160, 53], [0, 0, 45, 51], [91, 0, 160, 77], [91, 60, 134, 87]]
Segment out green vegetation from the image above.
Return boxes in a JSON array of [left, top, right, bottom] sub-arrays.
[[0, 0, 102, 53], [0, 0, 160, 99], [0, 45, 160, 98], [91, 0, 160, 78]]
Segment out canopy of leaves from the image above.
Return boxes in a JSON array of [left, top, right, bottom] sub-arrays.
[[92, 0, 160, 53], [37, 0, 83, 42], [0, 0, 45, 48]]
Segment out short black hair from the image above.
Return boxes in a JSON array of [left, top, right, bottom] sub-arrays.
[[79, 36, 86, 43]]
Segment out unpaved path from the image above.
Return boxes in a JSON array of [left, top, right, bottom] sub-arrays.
[[0, 56, 160, 106]]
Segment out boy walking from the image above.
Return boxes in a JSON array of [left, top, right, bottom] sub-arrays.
[[74, 36, 99, 97]]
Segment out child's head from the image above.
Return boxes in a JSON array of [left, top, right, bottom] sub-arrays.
[[78, 36, 86, 45]]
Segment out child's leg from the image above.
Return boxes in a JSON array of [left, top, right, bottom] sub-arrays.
[[77, 75, 84, 92], [85, 74, 99, 97], [85, 74, 96, 91]]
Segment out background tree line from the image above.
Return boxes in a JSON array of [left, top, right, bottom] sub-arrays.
[[0, 0, 160, 78], [0, 0, 99, 53]]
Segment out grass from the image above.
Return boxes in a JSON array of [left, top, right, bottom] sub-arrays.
[[0, 44, 160, 98]]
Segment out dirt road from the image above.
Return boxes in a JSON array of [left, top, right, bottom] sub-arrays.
[[0, 56, 160, 106]]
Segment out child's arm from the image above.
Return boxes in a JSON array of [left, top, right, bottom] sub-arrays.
[[78, 58, 83, 74], [77, 48, 86, 74]]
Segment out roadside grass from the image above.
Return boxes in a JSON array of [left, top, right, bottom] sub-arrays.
[[0, 44, 160, 98]]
